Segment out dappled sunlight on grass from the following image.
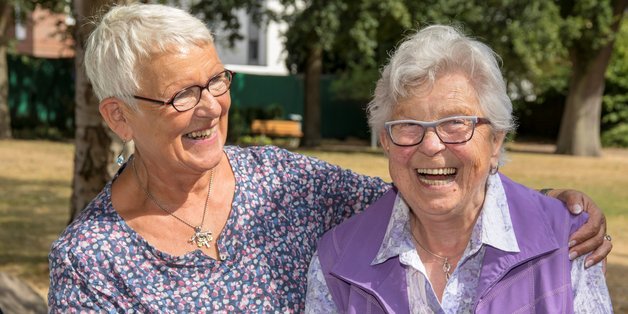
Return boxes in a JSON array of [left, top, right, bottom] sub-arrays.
[[0, 139, 626, 309], [0, 140, 73, 297]]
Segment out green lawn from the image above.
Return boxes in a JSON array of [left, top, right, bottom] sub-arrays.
[[1, 139, 626, 311]]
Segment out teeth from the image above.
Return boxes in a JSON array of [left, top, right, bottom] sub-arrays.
[[418, 177, 454, 186], [416, 167, 457, 186], [416, 167, 457, 175], [185, 127, 215, 139]]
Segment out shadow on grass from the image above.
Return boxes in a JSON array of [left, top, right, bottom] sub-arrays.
[[0, 176, 70, 287], [0, 176, 71, 209], [607, 263, 628, 313], [505, 145, 556, 155]]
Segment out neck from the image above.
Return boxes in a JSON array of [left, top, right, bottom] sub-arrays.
[[408, 208, 481, 259], [132, 153, 219, 206], [408, 184, 487, 256]]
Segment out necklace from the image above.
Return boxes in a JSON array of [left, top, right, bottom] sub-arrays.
[[410, 231, 461, 280], [132, 156, 215, 248]]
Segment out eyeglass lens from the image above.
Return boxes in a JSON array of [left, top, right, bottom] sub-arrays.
[[172, 70, 233, 111], [389, 117, 477, 146]]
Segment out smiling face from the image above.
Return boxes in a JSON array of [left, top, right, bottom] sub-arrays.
[[380, 72, 505, 220], [123, 42, 230, 174]]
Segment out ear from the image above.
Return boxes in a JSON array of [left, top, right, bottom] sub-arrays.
[[379, 128, 391, 155], [99, 97, 133, 140], [490, 131, 507, 166]]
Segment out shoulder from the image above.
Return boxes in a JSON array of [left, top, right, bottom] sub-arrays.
[[499, 174, 587, 236], [224, 145, 350, 183], [50, 184, 126, 267], [225, 145, 329, 168], [318, 189, 397, 261]]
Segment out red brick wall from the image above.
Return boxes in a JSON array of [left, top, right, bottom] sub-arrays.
[[11, 6, 74, 58]]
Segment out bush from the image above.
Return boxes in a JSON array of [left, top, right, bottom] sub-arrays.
[[601, 123, 628, 148], [227, 105, 285, 144], [237, 135, 273, 146]]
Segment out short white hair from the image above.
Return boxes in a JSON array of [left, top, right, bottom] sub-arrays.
[[368, 25, 515, 146], [84, 3, 214, 108]]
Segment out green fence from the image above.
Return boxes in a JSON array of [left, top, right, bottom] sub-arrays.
[[230, 73, 370, 141], [8, 58, 371, 141], [8, 55, 75, 139]]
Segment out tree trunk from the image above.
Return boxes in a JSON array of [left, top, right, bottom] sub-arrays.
[[555, 59, 605, 156], [556, 1, 626, 156], [69, 0, 126, 222], [302, 44, 322, 147], [0, 3, 12, 139]]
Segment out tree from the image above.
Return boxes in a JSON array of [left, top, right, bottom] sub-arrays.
[[283, 0, 626, 155], [69, 0, 132, 221], [283, 0, 411, 146], [556, 0, 627, 156], [0, 1, 67, 139]]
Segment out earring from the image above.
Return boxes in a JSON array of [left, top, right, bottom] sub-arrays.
[[116, 139, 128, 166], [489, 165, 499, 175]]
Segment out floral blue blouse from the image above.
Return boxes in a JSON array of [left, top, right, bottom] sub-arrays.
[[48, 145, 389, 313]]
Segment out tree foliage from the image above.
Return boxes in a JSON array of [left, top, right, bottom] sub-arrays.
[[602, 15, 628, 146], [188, 0, 626, 152], [191, 0, 273, 46], [281, 0, 625, 154]]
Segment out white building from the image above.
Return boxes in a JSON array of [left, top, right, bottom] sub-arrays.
[[211, 0, 290, 76]]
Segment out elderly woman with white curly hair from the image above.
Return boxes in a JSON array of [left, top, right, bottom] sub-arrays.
[[305, 25, 613, 313]]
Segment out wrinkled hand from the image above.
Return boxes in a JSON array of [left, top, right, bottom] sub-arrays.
[[548, 189, 612, 268]]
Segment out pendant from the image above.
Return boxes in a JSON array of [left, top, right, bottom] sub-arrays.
[[189, 227, 213, 248], [443, 257, 452, 280]]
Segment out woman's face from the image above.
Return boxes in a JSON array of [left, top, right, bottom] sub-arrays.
[[380, 72, 504, 220], [124, 43, 230, 174]]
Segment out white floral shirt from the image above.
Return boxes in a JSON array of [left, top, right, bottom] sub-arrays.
[[305, 174, 613, 313]]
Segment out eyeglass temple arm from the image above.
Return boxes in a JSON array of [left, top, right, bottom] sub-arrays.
[[133, 95, 168, 106]]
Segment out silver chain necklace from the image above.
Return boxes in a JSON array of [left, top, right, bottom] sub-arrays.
[[410, 230, 462, 280], [132, 156, 215, 248]]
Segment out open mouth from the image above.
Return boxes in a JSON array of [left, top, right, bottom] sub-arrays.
[[184, 126, 216, 140], [416, 167, 457, 186]]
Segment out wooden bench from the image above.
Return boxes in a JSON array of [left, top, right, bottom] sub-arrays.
[[250, 119, 303, 138]]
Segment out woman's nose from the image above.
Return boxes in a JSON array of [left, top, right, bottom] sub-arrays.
[[417, 129, 446, 156], [195, 89, 222, 116]]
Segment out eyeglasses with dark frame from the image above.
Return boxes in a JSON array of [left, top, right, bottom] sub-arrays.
[[384, 115, 492, 147], [133, 69, 235, 112]]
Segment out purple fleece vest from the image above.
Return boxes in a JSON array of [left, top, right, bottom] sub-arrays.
[[317, 174, 587, 313]]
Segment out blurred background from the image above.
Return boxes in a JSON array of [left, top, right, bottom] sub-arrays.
[[0, 0, 626, 312]]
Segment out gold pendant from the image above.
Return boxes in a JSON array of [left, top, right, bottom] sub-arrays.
[[189, 227, 213, 248]]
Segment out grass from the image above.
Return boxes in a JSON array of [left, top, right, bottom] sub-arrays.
[[1, 139, 626, 311], [0, 140, 74, 298]]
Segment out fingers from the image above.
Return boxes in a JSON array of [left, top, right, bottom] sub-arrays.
[[584, 236, 612, 269], [552, 189, 585, 215], [548, 188, 610, 267], [569, 214, 609, 268], [554, 189, 610, 267]]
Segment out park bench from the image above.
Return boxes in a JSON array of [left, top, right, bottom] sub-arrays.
[[250, 119, 303, 147], [250, 119, 303, 138]]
